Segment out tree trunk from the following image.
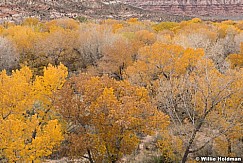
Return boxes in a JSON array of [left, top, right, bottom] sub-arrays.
[[87, 149, 94, 163], [182, 119, 204, 163], [181, 130, 197, 163], [227, 138, 232, 156]]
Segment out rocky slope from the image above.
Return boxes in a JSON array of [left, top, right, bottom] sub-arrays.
[[121, 0, 243, 20], [0, 0, 242, 23], [0, 0, 191, 23]]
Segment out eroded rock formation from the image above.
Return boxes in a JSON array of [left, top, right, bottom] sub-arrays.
[[121, 0, 243, 18], [0, 0, 242, 23], [0, 0, 191, 23]]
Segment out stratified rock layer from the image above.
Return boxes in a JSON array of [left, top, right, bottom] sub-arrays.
[[121, 0, 243, 18], [0, 0, 242, 23], [0, 0, 191, 23]]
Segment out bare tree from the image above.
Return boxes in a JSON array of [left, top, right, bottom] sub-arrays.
[[0, 37, 19, 73], [156, 59, 243, 162]]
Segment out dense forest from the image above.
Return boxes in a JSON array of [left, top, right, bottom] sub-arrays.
[[0, 17, 243, 162]]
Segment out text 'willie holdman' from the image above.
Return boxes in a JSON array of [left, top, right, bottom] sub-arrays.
[[197, 156, 242, 162]]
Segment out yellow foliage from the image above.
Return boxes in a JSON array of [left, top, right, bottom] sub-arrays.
[[125, 42, 204, 88], [227, 43, 243, 68], [217, 24, 239, 38], [227, 53, 243, 68], [44, 18, 79, 32], [127, 18, 139, 24], [157, 130, 183, 162], [152, 22, 179, 32], [22, 17, 40, 26], [112, 23, 124, 33], [235, 20, 243, 30], [0, 25, 4, 34], [0, 64, 67, 162], [134, 30, 156, 45], [191, 18, 202, 23], [222, 20, 235, 25], [0, 116, 63, 162], [2, 25, 46, 54]]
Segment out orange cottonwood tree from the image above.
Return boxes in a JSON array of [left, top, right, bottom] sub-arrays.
[[54, 74, 169, 163], [0, 64, 68, 162], [95, 36, 134, 80]]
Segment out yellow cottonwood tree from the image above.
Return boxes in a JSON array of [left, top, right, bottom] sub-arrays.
[[0, 64, 68, 162], [125, 42, 204, 96]]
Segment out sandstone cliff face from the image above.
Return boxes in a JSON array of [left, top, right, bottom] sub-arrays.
[[120, 0, 243, 18]]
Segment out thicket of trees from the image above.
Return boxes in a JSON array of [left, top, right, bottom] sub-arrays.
[[0, 17, 243, 162]]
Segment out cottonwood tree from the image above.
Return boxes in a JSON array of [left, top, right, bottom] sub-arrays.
[[172, 21, 242, 72], [234, 32, 243, 52], [33, 28, 80, 73], [2, 25, 46, 75], [152, 21, 179, 32], [209, 25, 238, 69], [78, 24, 115, 68], [0, 37, 19, 73], [54, 74, 170, 163], [130, 30, 157, 59], [94, 36, 134, 80], [125, 42, 204, 96], [156, 58, 243, 162], [0, 64, 68, 162], [173, 32, 215, 52], [227, 43, 243, 68]]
